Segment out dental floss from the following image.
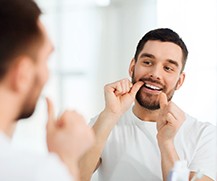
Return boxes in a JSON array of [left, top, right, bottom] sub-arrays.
[[167, 160, 190, 181], [190, 170, 204, 181]]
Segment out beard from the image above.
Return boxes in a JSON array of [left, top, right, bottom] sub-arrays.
[[17, 91, 38, 120], [132, 72, 177, 110], [18, 107, 35, 120], [16, 75, 42, 120]]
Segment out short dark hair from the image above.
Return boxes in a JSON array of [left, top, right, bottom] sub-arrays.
[[134, 28, 188, 72], [0, 0, 42, 80]]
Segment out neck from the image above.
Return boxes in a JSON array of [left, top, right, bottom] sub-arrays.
[[133, 101, 160, 122], [0, 123, 16, 138], [0, 87, 19, 138]]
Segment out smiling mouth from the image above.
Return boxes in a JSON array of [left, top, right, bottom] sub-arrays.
[[143, 83, 163, 91]]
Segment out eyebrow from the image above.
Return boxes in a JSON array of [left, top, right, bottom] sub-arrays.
[[167, 59, 179, 68], [140, 53, 155, 59], [139, 53, 180, 68]]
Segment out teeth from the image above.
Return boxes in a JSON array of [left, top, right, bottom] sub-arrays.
[[145, 84, 161, 90]]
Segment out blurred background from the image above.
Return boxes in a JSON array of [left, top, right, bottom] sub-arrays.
[[12, 0, 217, 178]]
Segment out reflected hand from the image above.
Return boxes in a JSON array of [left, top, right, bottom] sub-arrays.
[[103, 78, 143, 116], [156, 92, 185, 143], [46, 97, 95, 163]]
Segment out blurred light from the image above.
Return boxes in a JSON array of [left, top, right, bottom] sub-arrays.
[[95, 0, 110, 6]]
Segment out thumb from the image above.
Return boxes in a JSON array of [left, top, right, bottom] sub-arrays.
[[46, 97, 55, 130], [159, 92, 168, 109], [129, 81, 144, 98]]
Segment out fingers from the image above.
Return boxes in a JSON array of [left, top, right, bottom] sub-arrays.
[[57, 110, 95, 151], [158, 94, 185, 127], [129, 81, 144, 98], [164, 112, 183, 131], [106, 78, 143, 97], [57, 110, 87, 128], [114, 79, 132, 96], [157, 92, 169, 125], [159, 92, 168, 109], [167, 102, 186, 124], [46, 97, 55, 130], [166, 112, 176, 124]]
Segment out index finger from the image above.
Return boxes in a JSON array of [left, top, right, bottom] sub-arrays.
[[46, 97, 55, 130], [159, 92, 168, 109], [129, 81, 144, 98]]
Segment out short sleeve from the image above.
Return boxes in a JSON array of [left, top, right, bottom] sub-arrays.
[[189, 125, 216, 180], [89, 115, 99, 127]]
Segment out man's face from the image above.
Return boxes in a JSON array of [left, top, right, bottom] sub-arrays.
[[130, 40, 185, 110], [19, 21, 53, 119]]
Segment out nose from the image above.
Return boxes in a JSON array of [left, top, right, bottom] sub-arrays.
[[148, 65, 162, 80]]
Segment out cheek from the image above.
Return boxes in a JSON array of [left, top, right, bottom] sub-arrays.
[[166, 77, 180, 90], [43, 67, 49, 84], [44, 65, 49, 80], [133, 66, 147, 78], [38, 64, 49, 85]]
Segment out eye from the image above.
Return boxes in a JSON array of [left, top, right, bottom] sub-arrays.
[[164, 66, 174, 72], [143, 60, 152, 66]]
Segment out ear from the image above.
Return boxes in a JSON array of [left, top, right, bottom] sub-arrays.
[[175, 72, 185, 90], [11, 56, 34, 93], [128, 58, 136, 78]]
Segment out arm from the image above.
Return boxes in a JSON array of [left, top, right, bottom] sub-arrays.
[[79, 109, 121, 181], [79, 79, 143, 181], [189, 172, 214, 181], [157, 93, 214, 181], [46, 98, 95, 181], [157, 93, 185, 181]]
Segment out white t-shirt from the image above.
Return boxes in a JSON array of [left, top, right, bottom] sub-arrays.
[[0, 132, 73, 181], [90, 108, 216, 181]]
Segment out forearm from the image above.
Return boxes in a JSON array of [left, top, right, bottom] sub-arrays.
[[79, 110, 121, 181], [158, 140, 180, 181], [55, 154, 80, 181], [66, 161, 80, 181], [158, 140, 213, 181], [79, 146, 101, 181]]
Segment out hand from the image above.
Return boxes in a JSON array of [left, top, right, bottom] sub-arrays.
[[46, 98, 95, 165], [103, 78, 143, 116], [156, 92, 185, 144]]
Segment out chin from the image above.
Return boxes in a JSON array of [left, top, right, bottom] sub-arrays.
[[138, 100, 160, 110], [18, 110, 35, 120], [17, 102, 36, 120]]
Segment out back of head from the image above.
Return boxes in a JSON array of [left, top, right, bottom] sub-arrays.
[[134, 28, 188, 72], [0, 0, 42, 80]]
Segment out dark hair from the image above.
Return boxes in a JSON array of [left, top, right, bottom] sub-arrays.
[[134, 28, 188, 72], [0, 0, 42, 80]]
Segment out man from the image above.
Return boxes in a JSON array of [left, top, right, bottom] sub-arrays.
[[0, 0, 94, 180], [79, 28, 216, 181]]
